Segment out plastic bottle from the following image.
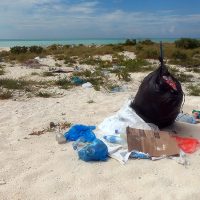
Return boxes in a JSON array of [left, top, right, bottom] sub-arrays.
[[176, 113, 196, 124], [103, 135, 125, 144], [56, 133, 66, 144], [72, 138, 87, 151]]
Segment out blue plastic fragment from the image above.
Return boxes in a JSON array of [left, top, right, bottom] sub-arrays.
[[103, 135, 124, 144], [64, 124, 96, 142], [176, 113, 196, 124], [77, 138, 108, 162], [130, 151, 150, 159], [71, 76, 86, 85]]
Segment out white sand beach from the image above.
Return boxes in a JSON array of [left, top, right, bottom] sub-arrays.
[[0, 52, 200, 200]]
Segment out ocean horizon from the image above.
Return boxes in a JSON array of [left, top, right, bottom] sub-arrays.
[[0, 38, 199, 47]]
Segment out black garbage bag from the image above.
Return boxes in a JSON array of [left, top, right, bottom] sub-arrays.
[[130, 57, 183, 128]]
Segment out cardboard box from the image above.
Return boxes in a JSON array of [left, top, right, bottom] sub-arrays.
[[126, 127, 180, 157]]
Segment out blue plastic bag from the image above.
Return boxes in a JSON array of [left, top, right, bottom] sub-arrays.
[[77, 138, 108, 162], [64, 124, 96, 142], [71, 76, 86, 85]]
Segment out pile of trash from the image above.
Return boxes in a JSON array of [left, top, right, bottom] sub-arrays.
[[55, 100, 200, 166], [55, 42, 200, 166]]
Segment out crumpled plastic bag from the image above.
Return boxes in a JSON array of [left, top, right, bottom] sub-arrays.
[[175, 136, 200, 153], [64, 124, 96, 142], [73, 138, 108, 162]]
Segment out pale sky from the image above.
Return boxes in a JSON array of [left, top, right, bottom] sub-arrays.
[[0, 0, 200, 39]]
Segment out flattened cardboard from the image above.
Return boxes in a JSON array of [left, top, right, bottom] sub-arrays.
[[126, 127, 180, 157]]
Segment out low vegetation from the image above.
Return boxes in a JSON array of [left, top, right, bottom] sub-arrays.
[[0, 38, 200, 98], [55, 78, 73, 89], [0, 69, 5, 75], [187, 84, 200, 96], [42, 71, 55, 77], [0, 89, 13, 99], [36, 91, 53, 98]]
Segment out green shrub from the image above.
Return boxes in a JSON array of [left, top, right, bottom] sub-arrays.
[[112, 45, 124, 51], [124, 39, 137, 46], [31, 72, 40, 76], [42, 72, 55, 77], [29, 46, 43, 54], [175, 38, 200, 49], [79, 58, 97, 65], [172, 50, 188, 60], [168, 67, 180, 75], [139, 39, 154, 45], [0, 90, 12, 99], [187, 84, 200, 96], [10, 46, 28, 54], [121, 59, 151, 72], [36, 91, 52, 98], [0, 78, 43, 90], [0, 79, 29, 89], [114, 68, 131, 82], [192, 68, 200, 73], [0, 69, 5, 75], [175, 73, 193, 82], [144, 49, 159, 59], [55, 78, 72, 89]]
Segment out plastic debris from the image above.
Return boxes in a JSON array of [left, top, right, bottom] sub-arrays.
[[175, 136, 200, 153], [56, 132, 66, 144], [71, 76, 86, 85], [176, 113, 196, 124], [111, 86, 124, 93], [82, 82, 93, 88], [103, 135, 125, 145], [130, 151, 150, 159], [64, 124, 96, 142], [192, 110, 200, 119], [73, 138, 108, 162], [169, 150, 190, 166]]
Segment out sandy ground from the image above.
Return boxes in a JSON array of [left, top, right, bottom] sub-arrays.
[[1, 54, 200, 200]]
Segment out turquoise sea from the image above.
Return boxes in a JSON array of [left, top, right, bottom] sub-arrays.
[[0, 38, 188, 47]]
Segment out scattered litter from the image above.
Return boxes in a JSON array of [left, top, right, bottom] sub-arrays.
[[176, 113, 196, 124], [131, 42, 183, 128], [82, 82, 93, 88], [103, 135, 125, 145], [130, 151, 150, 159], [56, 132, 66, 144], [64, 124, 96, 142], [169, 150, 190, 166], [192, 110, 200, 119], [127, 127, 179, 157], [175, 136, 200, 153], [73, 138, 108, 162], [74, 66, 80, 71], [111, 86, 124, 93], [71, 76, 86, 85], [98, 100, 151, 135]]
